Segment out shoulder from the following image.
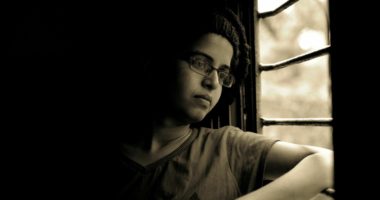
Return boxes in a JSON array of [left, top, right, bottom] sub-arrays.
[[191, 126, 242, 146], [196, 125, 272, 143], [197, 125, 245, 138], [198, 125, 245, 134]]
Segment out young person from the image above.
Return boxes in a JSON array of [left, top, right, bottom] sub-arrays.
[[120, 4, 333, 200]]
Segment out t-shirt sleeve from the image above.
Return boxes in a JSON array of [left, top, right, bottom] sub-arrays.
[[225, 126, 278, 194]]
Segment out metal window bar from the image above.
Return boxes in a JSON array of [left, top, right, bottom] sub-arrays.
[[262, 117, 333, 126], [260, 46, 330, 71]]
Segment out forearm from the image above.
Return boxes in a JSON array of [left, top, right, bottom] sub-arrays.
[[236, 151, 334, 200]]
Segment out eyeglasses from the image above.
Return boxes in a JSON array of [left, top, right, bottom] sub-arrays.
[[187, 55, 235, 88]]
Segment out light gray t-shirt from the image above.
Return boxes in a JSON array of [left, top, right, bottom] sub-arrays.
[[120, 126, 278, 200]]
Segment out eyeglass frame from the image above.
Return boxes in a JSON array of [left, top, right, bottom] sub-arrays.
[[185, 54, 235, 88]]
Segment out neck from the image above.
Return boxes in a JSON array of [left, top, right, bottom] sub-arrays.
[[151, 114, 191, 140], [128, 118, 191, 153], [122, 114, 193, 152], [152, 123, 191, 146], [120, 123, 193, 167]]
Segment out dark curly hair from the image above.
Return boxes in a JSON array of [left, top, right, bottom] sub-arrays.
[[208, 8, 251, 88]]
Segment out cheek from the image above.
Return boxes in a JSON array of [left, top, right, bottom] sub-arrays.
[[176, 64, 201, 88], [172, 65, 197, 97]]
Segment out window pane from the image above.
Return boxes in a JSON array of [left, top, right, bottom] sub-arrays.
[[259, 0, 329, 63], [263, 126, 333, 149], [261, 55, 331, 118], [259, 0, 331, 118], [258, 0, 288, 13]]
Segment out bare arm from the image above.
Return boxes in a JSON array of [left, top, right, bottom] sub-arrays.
[[236, 141, 334, 200]]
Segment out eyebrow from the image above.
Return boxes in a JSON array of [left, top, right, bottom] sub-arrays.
[[189, 50, 231, 69]]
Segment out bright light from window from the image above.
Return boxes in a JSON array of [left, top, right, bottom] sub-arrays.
[[297, 28, 326, 50], [258, 0, 288, 12]]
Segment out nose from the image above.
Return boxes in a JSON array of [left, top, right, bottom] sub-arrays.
[[202, 70, 219, 90]]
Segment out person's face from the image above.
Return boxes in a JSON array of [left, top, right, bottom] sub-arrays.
[[164, 33, 234, 124]]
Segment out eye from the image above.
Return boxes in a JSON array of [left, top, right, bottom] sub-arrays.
[[219, 71, 233, 81], [218, 67, 230, 74], [191, 57, 210, 72], [219, 71, 228, 78], [218, 66, 232, 75]]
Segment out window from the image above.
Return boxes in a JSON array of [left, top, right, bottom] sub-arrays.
[[257, 0, 332, 148], [255, 0, 334, 199]]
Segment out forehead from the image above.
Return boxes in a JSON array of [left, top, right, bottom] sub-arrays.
[[187, 33, 234, 67]]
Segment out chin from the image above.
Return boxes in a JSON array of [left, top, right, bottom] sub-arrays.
[[187, 111, 207, 123]]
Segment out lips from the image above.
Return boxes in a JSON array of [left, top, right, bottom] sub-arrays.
[[194, 94, 212, 104]]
